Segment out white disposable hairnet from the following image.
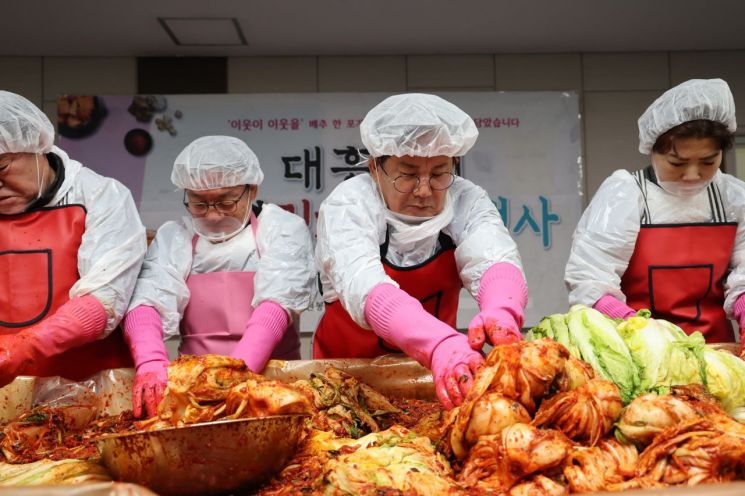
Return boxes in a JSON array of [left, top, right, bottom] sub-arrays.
[[171, 135, 264, 190], [638, 79, 737, 155], [360, 93, 478, 158], [0, 91, 55, 154]]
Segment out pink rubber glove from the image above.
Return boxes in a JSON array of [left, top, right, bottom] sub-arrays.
[[734, 293, 745, 359], [430, 334, 484, 409], [0, 295, 107, 387], [593, 294, 636, 320], [365, 283, 484, 409], [123, 305, 169, 418], [230, 301, 290, 373], [468, 263, 527, 350]]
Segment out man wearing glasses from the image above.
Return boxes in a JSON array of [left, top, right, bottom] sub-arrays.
[[0, 91, 145, 386], [123, 136, 315, 418], [314, 94, 527, 409]]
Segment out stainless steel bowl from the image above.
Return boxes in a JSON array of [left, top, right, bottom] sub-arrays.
[[97, 415, 307, 496]]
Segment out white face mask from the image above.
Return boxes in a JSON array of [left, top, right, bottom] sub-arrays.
[[652, 160, 712, 198], [192, 197, 252, 243], [388, 210, 435, 224], [657, 179, 710, 197], [384, 194, 454, 246]]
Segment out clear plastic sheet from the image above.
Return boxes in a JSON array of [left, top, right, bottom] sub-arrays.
[[0, 376, 36, 423], [0, 346, 738, 419], [0, 356, 433, 425], [31, 368, 134, 416], [263, 354, 436, 400], [0, 369, 134, 423]]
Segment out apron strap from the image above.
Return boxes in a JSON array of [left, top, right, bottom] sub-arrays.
[[633, 168, 652, 224], [707, 181, 727, 223]]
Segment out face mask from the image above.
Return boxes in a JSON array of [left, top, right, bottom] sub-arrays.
[[657, 179, 710, 197], [384, 193, 454, 246], [388, 210, 435, 224], [652, 160, 712, 198], [192, 194, 252, 242]]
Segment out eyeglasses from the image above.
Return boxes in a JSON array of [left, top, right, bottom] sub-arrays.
[[183, 186, 250, 216], [377, 160, 456, 194]]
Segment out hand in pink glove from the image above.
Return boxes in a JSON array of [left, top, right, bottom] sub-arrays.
[[0, 295, 107, 387], [131, 362, 168, 419], [468, 315, 522, 350], [230, 301, 290, 373], [430, 334, 484, 409], [365, 283, 484, 409], [593, 294, 636, 320], [123, 305, 170, 418], [734, 293, 745, 359], [468, 263, 527, 350]]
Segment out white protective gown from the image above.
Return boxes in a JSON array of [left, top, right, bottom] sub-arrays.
[[316, 174, 524, 328], [46, 146, 147, 335], [127, 203, 316, 339], [565, 168, 745, 317]]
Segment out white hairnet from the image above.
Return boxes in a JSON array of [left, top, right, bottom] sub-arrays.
[[360, 93, 478, 158], [171, 135, 264, 190], [0, 91, 55, 154], [638, 79, 737, 155]]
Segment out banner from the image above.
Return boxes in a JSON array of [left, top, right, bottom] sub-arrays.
[[58, 92, 583, 330]]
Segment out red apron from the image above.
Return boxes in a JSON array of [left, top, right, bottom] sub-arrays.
[[621, 169, 737, 342], [179, 212, 300, 359], [0, 205, 133, 380], [313, 231, 462, 358]]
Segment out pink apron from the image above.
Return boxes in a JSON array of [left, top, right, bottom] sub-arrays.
[[178, 212, 301, 358]]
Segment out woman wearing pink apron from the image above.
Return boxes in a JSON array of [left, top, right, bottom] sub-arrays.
[[123, 136, 315, 417], [566, 79, 745, 348], [314, 94, 528, 409]]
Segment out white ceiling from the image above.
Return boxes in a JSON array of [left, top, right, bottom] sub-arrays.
[[5, 0, 745, 57]]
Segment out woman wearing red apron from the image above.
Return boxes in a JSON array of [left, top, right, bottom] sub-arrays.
[[0, 91, 146, 386], [565, 79, 745, 349], [314, 94, 528, 409], [123, 136, 315, 417]]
